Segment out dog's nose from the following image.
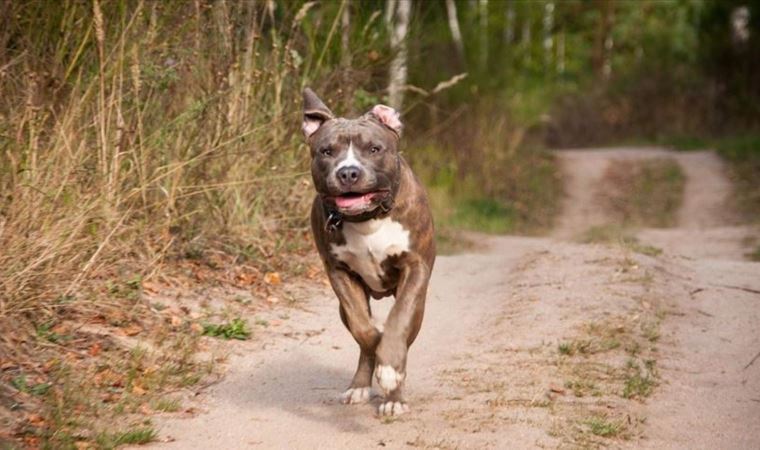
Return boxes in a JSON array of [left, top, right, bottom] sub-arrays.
[[337, 166, 361, 186]]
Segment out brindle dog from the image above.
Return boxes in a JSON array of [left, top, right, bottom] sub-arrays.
[[302, 88, 435, 416]]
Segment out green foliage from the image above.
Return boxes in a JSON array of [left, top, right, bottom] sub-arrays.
[[580, 225, 663, 257], [202, 318, 251, 340], [717, 135, 760, 225], [95, 426, 158, 448], [11, 375, 52, 396], [584, 416, 623, 438], [623, 358, 657, 399]]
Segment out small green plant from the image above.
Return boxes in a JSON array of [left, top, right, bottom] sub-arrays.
[[746, 245, 760, 262], [202, 318, 251, 340], [584, 416, 622, 437], [558, 342, 574, 356], [623, 358, 657, 399], [564, 379, 600, 397], [641, 321, 661, 342], [580, 225, 663, 256], [11, 375, 51, 396], [95, 426, 157, 448], [152, 397, 182, 413]]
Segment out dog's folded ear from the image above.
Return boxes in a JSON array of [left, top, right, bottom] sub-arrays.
[[302, 88, 334, 139], [368, 104, 403, 136]]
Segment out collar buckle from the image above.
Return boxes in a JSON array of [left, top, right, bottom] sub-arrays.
[[325, 211, 343, 232]]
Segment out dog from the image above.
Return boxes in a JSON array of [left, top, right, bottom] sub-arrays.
[[302, 88, 436, 416]]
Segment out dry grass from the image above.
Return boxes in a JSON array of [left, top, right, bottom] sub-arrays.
[[0, 1, 378, 446], [408, 101, 563, 239]]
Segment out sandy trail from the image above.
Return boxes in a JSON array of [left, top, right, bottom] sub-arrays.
[[149, 148, 759, 449]]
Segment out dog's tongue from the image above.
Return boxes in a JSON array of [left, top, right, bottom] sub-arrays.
[[335, 193, 372, 209]]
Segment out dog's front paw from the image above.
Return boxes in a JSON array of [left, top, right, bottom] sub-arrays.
[[377, 400, 409, 417], [339, 386, 371, 404], [374, 364, 405, 395]]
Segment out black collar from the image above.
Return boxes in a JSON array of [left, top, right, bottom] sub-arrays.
[[323, 201, 392, 233], [323, 154, 402, 233]]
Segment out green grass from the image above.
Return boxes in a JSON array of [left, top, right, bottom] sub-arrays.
[[95, 426, 157, 448], [564, 379, 601, 398], [623, 358, 657, 399], [10, 375, 51, 396], [584, 416, 623, 438], [446, 198, 518, 234], [202, 318, 251, 340], [747, 246, 760, 262], [580, 225, 663, 256], [558, 342, 573, 356], [152, 397, 182, 413], [557, 337, 620, 357], [408, 125, 561, 241]]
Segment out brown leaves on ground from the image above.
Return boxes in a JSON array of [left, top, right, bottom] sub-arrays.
[[263, 271, 282, 286]]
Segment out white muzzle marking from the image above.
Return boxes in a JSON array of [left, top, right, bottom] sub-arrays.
[[335, 141, 363, 173]]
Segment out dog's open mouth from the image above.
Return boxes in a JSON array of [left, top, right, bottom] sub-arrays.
[[330, 191, 387, 213]]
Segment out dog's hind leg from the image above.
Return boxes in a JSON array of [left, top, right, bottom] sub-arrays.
[[330, 270, 381, 404]]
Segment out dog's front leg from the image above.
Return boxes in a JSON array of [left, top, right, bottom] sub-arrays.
[[328, 269, 382, 404], [374, 255, 430, 415]]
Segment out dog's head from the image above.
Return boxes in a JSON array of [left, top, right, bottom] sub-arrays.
[[302, 88, 403, 218]]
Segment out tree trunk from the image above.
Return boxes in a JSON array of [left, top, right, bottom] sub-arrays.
[[521, 6, 531, 64], [341, 0, 351, 68], [557, 30, 565, 74], [388, 0, 411, 110], [444, 0, 465, 62], [593, 0, 615, 79], [505, 0, 515, 44], [543, 1, 554, 71], [478, 0, 488, 70]]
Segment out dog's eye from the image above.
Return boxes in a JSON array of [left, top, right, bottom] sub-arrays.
[[320, 147, 333, 157], [370, 146, 382, 154]]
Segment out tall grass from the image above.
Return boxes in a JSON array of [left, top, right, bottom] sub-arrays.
[[0, 0, 386, 359]]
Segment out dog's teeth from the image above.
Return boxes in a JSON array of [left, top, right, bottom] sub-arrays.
[[375, 365, 404, 394]]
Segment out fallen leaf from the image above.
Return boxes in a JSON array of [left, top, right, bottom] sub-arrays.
[[264, 272, 281, 286], [132, 385, 147, 396], [237, 271, 257, 286], [27, 413, 45, 427], [266, 296, 280, 304], [142, 281, 162, 294], [122, 324, 142, 336], [88, 342, 102, 357], [306, 265, 322, 279]]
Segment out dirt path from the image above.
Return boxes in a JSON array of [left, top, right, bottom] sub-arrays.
[[148, 148, 759, 449]]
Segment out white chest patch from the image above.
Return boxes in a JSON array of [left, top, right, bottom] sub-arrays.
[[330, 218, 410, 292]]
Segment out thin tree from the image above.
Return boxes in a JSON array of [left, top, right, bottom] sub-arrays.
[[478, 0, 488, 70], [387, 0, 411, 110], [445, 0, 465, 62]]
